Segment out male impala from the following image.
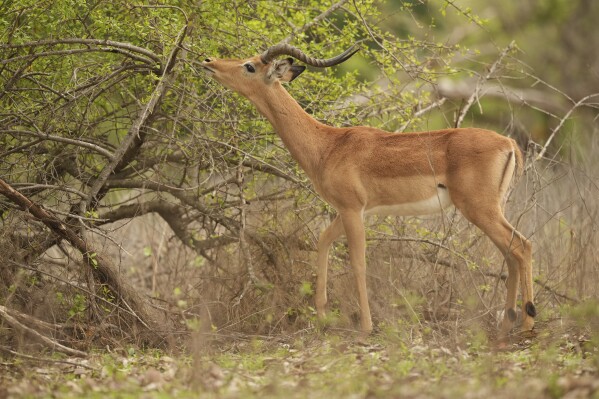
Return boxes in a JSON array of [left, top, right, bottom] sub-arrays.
[[202, 43, 536, 338]]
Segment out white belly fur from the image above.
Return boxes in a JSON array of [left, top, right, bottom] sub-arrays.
[[365, 187, 452, 217]]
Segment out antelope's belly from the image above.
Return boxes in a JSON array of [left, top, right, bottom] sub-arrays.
[[365, 187, 452, 217]]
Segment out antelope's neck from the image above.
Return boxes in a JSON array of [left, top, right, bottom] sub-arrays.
[[247, 83, 330, 179]]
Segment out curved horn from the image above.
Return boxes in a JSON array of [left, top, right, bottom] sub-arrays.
[[260, 43, 359, 67]]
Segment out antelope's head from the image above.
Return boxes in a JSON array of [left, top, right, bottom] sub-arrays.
[[201, 43, 359, 96]]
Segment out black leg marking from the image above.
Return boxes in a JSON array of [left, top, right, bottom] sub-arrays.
[[507, 308, 517, 322], [525, 301, 537, 318]]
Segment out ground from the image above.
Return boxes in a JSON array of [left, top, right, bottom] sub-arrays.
[[1, 318, 598, 399]]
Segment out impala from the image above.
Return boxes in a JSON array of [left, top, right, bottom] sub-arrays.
[[202, 43, 536, 338]]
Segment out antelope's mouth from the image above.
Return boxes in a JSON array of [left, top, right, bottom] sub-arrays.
[[200, 63, 215, 74]]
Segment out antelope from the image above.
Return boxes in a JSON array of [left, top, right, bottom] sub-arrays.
[[201, 43, 536, 338]]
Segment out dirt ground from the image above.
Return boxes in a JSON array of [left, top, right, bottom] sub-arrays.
[[1, 316, 597, 399]]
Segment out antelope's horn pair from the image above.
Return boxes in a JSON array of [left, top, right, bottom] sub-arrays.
[[260, 43, 360, 67]]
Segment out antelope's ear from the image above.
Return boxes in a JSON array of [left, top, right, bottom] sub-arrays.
[[267, 58, 306, 82], [285, 65, 306, 82]]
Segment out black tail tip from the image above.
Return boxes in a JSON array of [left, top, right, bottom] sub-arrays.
[[525, 301, 537, 318]]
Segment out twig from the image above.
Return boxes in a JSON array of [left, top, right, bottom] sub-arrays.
[[0, 306, 86, 357], [350, 0, 409, 76], [528, 93, 599, 169], [0, 38, 161, 64], [0, 346, 96, 370], [133, 4, 189, 26], [0, 305, 62, 332], [12, 183, 89, 200], [396, 97, 447, 132], [1, 48, 155, 67], [1, 129, 114, 159], [369, 234, 473, 266], [534, 278, 579, 303], [454, 41, 515, 128], [165, 114, 303, 185]]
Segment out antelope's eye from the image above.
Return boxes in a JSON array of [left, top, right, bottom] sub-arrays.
[[244, 63, 255, 73]]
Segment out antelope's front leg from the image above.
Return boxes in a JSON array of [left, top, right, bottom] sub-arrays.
[[315, 215, 344, 321], [340, 210, 372, 334]]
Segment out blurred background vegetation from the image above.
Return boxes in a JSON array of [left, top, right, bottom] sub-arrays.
[[0, 0, 597, 355]]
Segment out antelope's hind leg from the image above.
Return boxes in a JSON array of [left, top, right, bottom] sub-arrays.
[[455, 201, 535, 338]]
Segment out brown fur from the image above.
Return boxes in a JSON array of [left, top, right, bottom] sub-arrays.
[[203, 53, 535, 337]]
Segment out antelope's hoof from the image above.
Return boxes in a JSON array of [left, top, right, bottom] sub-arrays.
[[525, 301, 537, 318]]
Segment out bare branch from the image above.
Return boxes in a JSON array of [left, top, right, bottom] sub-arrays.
[[11, 183, 89, 199], [0, 304, 63, 331], [437, 79, 566, 116], [530, 93, 599, 167], [0, 38, 161, 64], [0, 305, 87, 357], [453, 41, 515, 128], [376, 237, 579, 303], [396, 97, 447, 132], [0, 345, 97, 370], [98, 201, 237, 253], [1, 129, 114, 159], [103, 178, 242, 233], [1, 48, 156, 67], [534, 278, 579, 304]]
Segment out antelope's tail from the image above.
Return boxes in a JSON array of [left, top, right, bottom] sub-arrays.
[[498, 139, 524, 202], [512, 139, 524, 181]]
